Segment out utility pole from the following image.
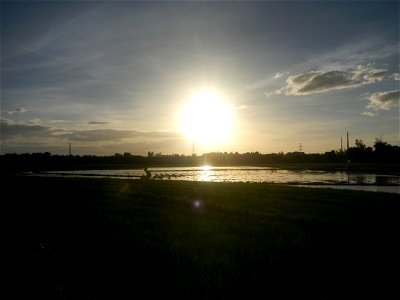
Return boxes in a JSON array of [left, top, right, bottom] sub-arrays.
[[341, 137, 343, 152], [69, 142, 72, 156], [347, 131, 349, 150], [299, 142, 303, 152], [192, 142, 196, 157]]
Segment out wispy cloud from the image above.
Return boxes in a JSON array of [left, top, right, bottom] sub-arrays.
[[246, 37, 397, 94], [2, 107, 27, 115], [367, 90, 399, 111], [289, 38, 398, 74], [233, 105, 248, 110], [266, 65, 387, 96]]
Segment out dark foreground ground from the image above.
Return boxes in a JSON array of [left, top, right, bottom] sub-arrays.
[[7, 176, 400, 299]]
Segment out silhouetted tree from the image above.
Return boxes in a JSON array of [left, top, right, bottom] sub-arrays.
[[355, 139, 366, 150], [374, 138, 400, 163]]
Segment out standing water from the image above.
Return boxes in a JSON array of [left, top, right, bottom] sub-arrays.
[[39, 166, 400, 193]]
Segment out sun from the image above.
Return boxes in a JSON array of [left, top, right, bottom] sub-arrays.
[[180, 89, 233, 146]]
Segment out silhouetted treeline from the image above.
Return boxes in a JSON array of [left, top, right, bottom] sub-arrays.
[[1, 139, 399, 173], [347, 138, 400, 163]]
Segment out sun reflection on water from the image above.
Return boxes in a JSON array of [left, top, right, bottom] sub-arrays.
[[201, 165, 212, 171], [199, 166, 213, 181]]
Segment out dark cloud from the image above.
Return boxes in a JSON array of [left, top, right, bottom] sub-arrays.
[[61, 129, 179, 142], [290, 71, 319, 85], [88, 121, 110, 125], [0, 120, 51, 139], [1, 120, 179, 143], [297, 71, 351, 93], [1, 120, 183, 154], [367, 90, 399, 111], [61, 129, 137, 142], [267, 65, 387, 96]]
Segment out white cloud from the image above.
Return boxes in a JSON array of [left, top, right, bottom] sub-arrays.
[[391, 73, 400, 80], [266, 65, 387, 96], [353, 65, 387, 82], [361, 111, 377, 117], [367, 90, 399, 111], [28, 119, 42, 125], [273, 72, 288, 79]]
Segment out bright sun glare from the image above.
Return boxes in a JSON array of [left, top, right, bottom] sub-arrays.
[[180, 89, 233, 146]]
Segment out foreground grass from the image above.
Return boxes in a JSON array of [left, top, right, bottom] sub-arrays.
[[8, 176, 399, 299]]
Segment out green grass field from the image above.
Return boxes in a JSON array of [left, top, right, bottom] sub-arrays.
[[8, 176, 399, 299]]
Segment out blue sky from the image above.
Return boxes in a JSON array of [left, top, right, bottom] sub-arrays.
[[1, 1, 399, 155]]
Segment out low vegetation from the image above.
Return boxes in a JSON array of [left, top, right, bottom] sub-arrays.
[[10, 176, 399, 299]]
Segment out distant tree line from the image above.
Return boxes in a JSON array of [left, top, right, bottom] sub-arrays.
[[1, 138, 399, 173], [200, 138, 399, 165]]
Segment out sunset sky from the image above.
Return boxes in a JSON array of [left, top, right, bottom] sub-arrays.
[[1, 1, 399, 155]]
